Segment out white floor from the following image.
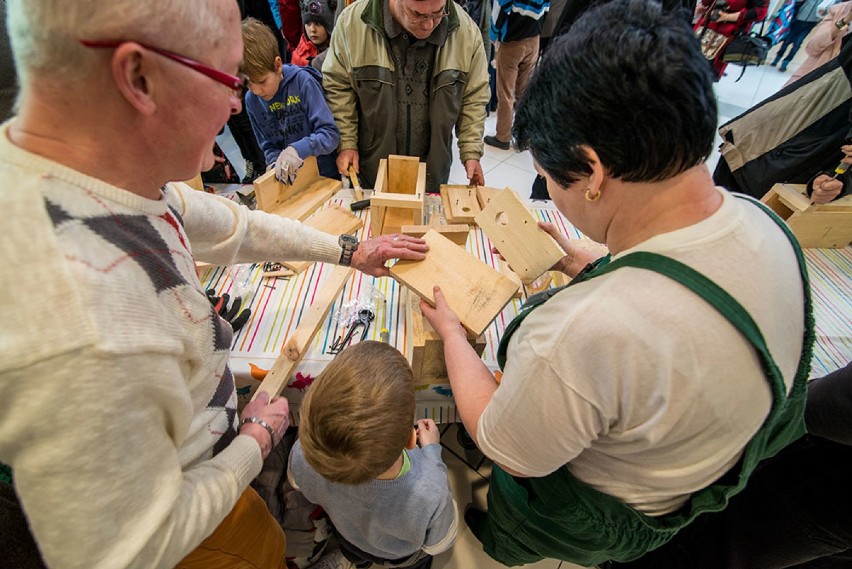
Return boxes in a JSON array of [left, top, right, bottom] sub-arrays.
[[216, 52, 805, 569]]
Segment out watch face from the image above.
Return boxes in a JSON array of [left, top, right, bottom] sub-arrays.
[[340, 234, 358, 246]]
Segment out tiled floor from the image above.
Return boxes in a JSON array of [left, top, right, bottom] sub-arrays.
[[217, 50, 809, 569]]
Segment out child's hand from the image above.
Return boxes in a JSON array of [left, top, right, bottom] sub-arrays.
[[274, 146, 303, 184], [416, 419, 440, 446]]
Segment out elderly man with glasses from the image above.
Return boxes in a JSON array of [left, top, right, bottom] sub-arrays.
[[0, 0, 428, 567], [323, 0, 490, 194]]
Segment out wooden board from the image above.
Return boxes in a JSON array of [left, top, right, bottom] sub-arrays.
[[253, 265, 355, 400], [762, 183, 852, 248], [388, 155, 421, 194], [372, 157, 425, 235], [476, 186, 509, 208], [390, 229, 518, 336], [408, 292, 486, 384], [475, 189, 565, 283], [282, 205, 364, 273], [401, 224, 469, 247], [440, 185, 481, 224], [268, 179, 341, 221], [254, 156, 342, 221]]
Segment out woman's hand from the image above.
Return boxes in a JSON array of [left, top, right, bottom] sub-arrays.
[[420, 286, 466, 341], [538, 222, 604, 278], [811, 174, 844, 204], [239, 391, 290, 460]]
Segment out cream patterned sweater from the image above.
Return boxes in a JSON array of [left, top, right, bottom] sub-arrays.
[[0, 121, 342, 569]]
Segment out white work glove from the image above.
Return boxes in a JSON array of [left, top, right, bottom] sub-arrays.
[[274, 146, 304, 184]]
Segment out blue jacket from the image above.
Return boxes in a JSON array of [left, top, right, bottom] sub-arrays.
[[245, 65, 340, 179]]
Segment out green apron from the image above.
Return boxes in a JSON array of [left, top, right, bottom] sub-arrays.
[[480, 198, 815, 567]]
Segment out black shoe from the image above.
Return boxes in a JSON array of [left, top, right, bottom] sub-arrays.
[[779, 63, 789, 72], [484, 135, 511, 151]]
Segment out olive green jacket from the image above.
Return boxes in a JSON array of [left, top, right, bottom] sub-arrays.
[[322, 0, 489, 192]]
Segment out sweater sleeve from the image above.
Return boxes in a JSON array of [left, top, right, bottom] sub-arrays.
[[0, 349, 263, 569], [289, 71, 341, 160], [456, 20, 490, 163], [168, 183, 341, 266], [420, 444, 459, 555], [322, 14, 360, 152]]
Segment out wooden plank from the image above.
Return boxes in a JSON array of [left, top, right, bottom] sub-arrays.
[[401, 224, 469, 247], [762, 183, 852, 248], [348, 165, 364, 201], [440, 185, 481, 224], [476, 186, 509, 209], [371, 159, 388, 237], [382, 207, 420, 235], [408, 292, 487, 384], [371, 192, 424, 209], [268, 178, 341, 221], [388, 155, 420, 194], [254, 155, 323, 213], [253, 265, 355, 400], [390, 229, 518, 337], [282, 205, 364, 273], [475, 189, 565, 284]]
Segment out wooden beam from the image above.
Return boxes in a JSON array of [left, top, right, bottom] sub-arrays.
[[390, 229, 518, 337], [401, 224, 469, 247], [253, 265, 354, 400], [475, 189, 565, 283], [440, 185, 481, 224], [370, 192, 424, 209]]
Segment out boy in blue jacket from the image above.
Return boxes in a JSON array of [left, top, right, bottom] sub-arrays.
[[242, 17, 340, 183]]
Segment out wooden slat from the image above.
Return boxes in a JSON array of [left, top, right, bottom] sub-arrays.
[[475, 189, 565, 283], [440, 185, 481, 224], [371, 192, 424, 209], [390, 229, 518, 337], [253, 266, 354, 400], [388, 155, 420, 194], [371, 159, 388, 237], [401, 224, 469, 247], [268, 179, 341, 221]]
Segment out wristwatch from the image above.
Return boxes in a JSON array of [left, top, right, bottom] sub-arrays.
[[338, 234, 359, 267]]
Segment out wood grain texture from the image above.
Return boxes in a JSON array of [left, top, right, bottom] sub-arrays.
[[254, 155, 322, 212], [253, 265, 354, 400], [390, 229, 518, 336], [388, 155, 420, 194], [372, 157, 424, 235], [371, 159, 388, 237], [476, 186, 510, 208], [440, 185, 481, 224], [401, 224, 469, 246], [475, 189, 565, 283], [762, 183, 852, 248]]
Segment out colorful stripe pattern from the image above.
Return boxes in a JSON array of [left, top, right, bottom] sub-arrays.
[[203, 198, 852, 422]]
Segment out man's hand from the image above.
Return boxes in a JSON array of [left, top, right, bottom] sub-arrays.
[[841, 143, 852, 164], [420, 286, 466, 341], [275, 147, 303, 184], [350, 234, 428, 277], [811, 174, 844, 204], [238, 391, 290, 460], [416, 419, 440, 446], [337, 149, 360, 177], [465, 159, 485, 186]]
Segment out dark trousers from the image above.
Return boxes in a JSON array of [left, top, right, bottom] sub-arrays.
[[612, 363, 852, 569], [227, 92, 266, 168], [774, 20, 819, 65], [336, 531, 433, 569]]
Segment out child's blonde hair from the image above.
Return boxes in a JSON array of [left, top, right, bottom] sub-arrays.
[[299, 341, 416, 485], [241, 17, 279, 81]]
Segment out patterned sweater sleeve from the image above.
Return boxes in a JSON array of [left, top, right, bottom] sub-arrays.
[[168, 183, 341, 266]]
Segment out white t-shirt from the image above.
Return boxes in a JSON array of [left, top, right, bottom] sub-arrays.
[[477, 189, 805, 516]]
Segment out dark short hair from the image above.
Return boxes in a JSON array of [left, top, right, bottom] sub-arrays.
[[513, 0, 717, 187]]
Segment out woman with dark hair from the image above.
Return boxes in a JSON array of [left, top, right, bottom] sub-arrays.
[[421, 1, 821, 567]]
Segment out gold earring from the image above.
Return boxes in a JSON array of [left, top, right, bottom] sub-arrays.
[[584, 187, 601, 202]]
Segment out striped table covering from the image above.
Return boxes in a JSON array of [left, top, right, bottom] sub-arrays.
[[200, 196, 851, 422]]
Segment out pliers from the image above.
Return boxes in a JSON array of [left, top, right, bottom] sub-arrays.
[[328, 309, 374, 354]]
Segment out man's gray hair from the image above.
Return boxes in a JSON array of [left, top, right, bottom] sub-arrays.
[[6, 0, 227, 84]]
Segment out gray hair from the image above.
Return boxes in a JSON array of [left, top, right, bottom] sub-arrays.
[[6, 0, 229, 84]]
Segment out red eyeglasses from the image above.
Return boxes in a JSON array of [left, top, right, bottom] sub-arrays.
[[79, 39, 247, 93]]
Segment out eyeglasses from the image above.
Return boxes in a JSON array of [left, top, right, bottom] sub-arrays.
[[79, 39, 247, 93], [402, 0, 449, 24]]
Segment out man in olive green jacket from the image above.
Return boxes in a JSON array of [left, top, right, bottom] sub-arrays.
[[322, 0, 489, 193]]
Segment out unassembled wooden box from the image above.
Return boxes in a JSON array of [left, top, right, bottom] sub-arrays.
[[761, 183, 852, 248]]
